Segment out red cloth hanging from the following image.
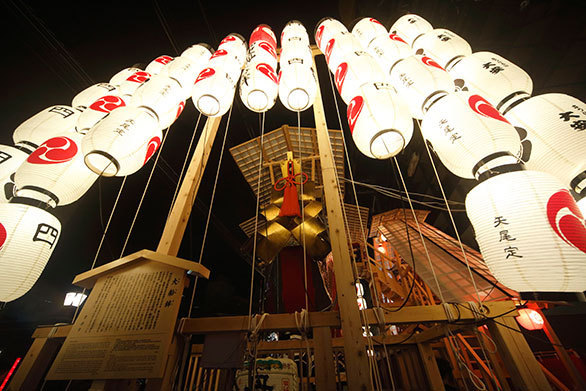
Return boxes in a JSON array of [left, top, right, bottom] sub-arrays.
[[280, 246, 315, 313], [274, 160, 307, 218]]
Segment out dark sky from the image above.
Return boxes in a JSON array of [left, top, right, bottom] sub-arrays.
[[1, 0, 585, 373]]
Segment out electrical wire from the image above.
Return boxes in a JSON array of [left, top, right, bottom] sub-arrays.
[[152, 0, 180, 55]]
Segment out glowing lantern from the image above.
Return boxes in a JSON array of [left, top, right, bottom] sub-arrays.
[[389, 55, 453, 119], [278, 63, 317, 112], [449, 52, 533, 113], [130, 74, 183, 128], [118, 70, 151, 97], [239, 63, 278, 113], [421, 92, 521, 179], [83, 106, 161, 177], [159, 56, 199, 100], [315, 18, 348, 53], [75, 95, 127, 134], [191, 67, 237, 117], [347, 83, 413, 159], [516, 308, 545, 330], [279, 41, 312, 69], [0, 145, 29, 203], [578, 198, 586, 217], [247, 41, 278, 70], [109, 67, 142, 86], [216, 33, 247, 69], [334, 51, 387, 104], [389, 14, 433, 47], [351, 17, 387, 48], [71, 83, 118, 109], [412, 28, 472, 71], [0, 201, 61, 302], [281, 20, 311, 48], [145, 55, 174, 75], [465, 170, 586, 295], [15, 133, 98, 206], [13, 105, 82, 150], [181, 43, 213, 64], [250, 24, 277, 48], [322, 31, 363, 73], [504, 93, 586, 195], [366, 33, 412, 74]]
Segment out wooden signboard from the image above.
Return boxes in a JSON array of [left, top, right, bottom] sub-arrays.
[[46, 251, 208, 380]]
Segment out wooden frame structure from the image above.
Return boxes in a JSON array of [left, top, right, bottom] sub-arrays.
[[7, 45, 580, 391]]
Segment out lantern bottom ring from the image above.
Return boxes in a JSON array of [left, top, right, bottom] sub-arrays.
[[247, 89, 269, 112], [370, 129, 405, 159], [196, 94, 221, 117], [287, 88, 310, 112], [84, 150, 120, 177]]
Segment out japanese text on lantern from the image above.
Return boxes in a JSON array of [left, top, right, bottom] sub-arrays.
[[494, 216, 523, 259]]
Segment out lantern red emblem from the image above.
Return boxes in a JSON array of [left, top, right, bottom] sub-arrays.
[[176, 101, 185, 119], [155, 55, 173, 65], [195, 68, 215, 84], [335, 62, 348, 94], [144, 136, 161, 165], [369, 18, 383, 25], [421, 56, 444, 70], [468, 95, 510, 124], [27, 137, 78, 165], [547, 189, 586, 253], [126, 71, 151, 83], [220, 35, 236, 45], [89, 95, 126, 113], [258, 41, 277, 59], [347, 96, 364, 134], [325, 39, 335, 63], [256, 63, 278, 84], [210, 49, 228, 59], [0, 223, 6, 250], [315, 25, 325, 47], [389, 34, 407, 44]]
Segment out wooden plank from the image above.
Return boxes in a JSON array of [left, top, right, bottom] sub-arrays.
[[488, 316, 552, 391], [539, 362, 571, 391], [157, 115, 223, 256], [417, 342, 446, 391], [313, 327, 336, 390], [32, 324, 72, 339], [456, 333, 502, 391], [311, 56, 373, 391], [7, 338, 61, 391]]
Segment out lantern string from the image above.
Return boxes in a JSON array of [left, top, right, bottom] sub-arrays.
[[119, 125, 171, 258], [188, 104, 233, 318], [166, 113, 203, 221], [323, 61, 387, 391]]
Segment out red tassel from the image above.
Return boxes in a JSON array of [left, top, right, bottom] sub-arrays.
[[279, 183, 301, 217]]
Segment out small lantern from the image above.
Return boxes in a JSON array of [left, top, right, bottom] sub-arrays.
[[449, 51, 533, 113], [0, 201, 61, 302], [389, 55, 453, 119], [75, 95, 127, 134], [71, 83, 118, 109], [83, 106, 161, 177], [315, 18, 348, 53], [181, 43, 213, 64], [15, 133, 98, 206], [278, 63, 317, 112], [118, 70, 151, 97], [366, 33, 412, 75], [389, 14, 433, 47], [347, 83, 413, 159], [191, 67, 237, 117], [421, 92, 521, 179], [515, 308, 545, 331], [109, 67, 142, 86], [465, 170, 586, 295], [130, 74, 183, 128], [504, 93, 586, 195], [145, 55, 174, 75], [334, 51, 386, 104], [281, 20, 310, 48], [351, 17, 387, 48], [250, 24, 277, 49], [239, 63, 278, 113], [160, 56, 199, 100], [412, 28, 472, 71], [13, 105, 82, 150]]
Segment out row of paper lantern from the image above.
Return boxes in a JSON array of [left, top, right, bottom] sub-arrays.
[[317, 15, 586, 297]]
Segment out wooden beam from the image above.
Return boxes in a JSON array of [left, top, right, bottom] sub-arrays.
[[538, 362, 571, 391], [417, 342, 446, 391], [311, 56, 372, 391], [7, 338, 62, 391], [487, 316, 552, 391], [313, 327, 336, 390], [157, 115, 223, 256], [456, 333, 503, 391]]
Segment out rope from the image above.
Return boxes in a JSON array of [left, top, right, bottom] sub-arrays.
[[120, 126, 171, 258], [187, 106, 232, 318]]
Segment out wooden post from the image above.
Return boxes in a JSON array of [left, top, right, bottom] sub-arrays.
[[313, 327, 337, 390], [487, 316, 552, 391], [7, 337, 61, 391], [478, 328, 512, 391], [311, 57, 372, 390], [537, 308, 586, 390], [417, 342, 446, 391]]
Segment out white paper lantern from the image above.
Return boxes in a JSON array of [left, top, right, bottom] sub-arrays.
[[351, 17, 387, 48], [578, 198, 586, 217], [366, 33, 412, 75], [15, 133, 98, 206], [250, 24, 277, 49], [217, 34, 247, 69], [347, 83, 413, 159], [281, 20, 311, 48], [0, 145, 29, 182], [466, 170, 586, 294], [0, 201, 61, 302], [389, 14, 433, 48], [323, 31, 363, 73], [109, 67, 142, 86], [247, 41, 278, 70], [13, 105, 82, 150], [412, 28, 472, 71], [0, 179, 15, 203], [130, 74, 183, 128], [239, 63, 279, 113], [421, 92, 521, 179], [72, 83, 118, 109], [278, 63, 317, 112], [209, 48, 246, 84], [181, 43, 213, 64], [504, 93, 586, 195], [315, 18, 348, 53], [389, 55, 453, 119], [449, 51, 533, 113], [334, 52, 387, 104], [279, 41, 313, 69], [158, 56, 199, 101], [75, 94, 127, 134], [191, 67, 237, 117], [145, 55, 174, 75], [118, 70, 151, 97], [83, 106, 161, 177]]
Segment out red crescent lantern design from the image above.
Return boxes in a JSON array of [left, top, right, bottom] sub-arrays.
[[195, 68, 215, 84], [126, 71, 151, 83], [325, 38, 335, 63], [210, 49, 228, 59], [144, 136, 161, 165], [258, 41, 277, 59], [27, 137, 78, 165], [154, 55, 173, 65], [0, 223, 6, 250], [256, 63, 278, 84], [347, 96, 364, 134], [89, 95, 126, 113], [315, 25, 325, 47], [335, 62, 348, 94], [468, 95, 510, 124], [220, 35, 236, 45], [547, 189, 586, 253], [389, 34, 407, 44], [421, 56, 445, 70]]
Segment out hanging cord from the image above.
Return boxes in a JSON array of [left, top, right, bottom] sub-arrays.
[[326, 69, 396, 390], [322, 67, 382, 391], [120, 126, 171, 258], [167, 113, 203, 221], [187, 106, 232, 318]]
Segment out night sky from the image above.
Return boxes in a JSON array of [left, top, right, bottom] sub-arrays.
[[1, 0, 585, 375]]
